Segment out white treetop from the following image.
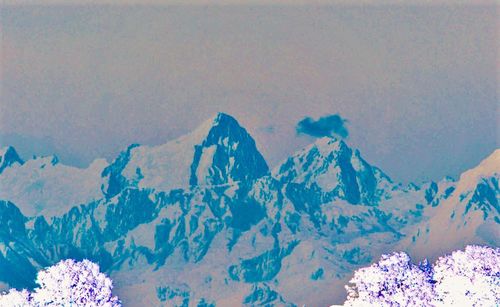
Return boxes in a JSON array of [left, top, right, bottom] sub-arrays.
[[342, 245, 499, 307], [0, 259, 120, 307]]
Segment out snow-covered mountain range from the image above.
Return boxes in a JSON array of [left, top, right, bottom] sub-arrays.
[[0, 113, 498, 306]]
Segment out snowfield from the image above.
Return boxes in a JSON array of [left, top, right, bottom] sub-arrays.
[[0, 113, 498, 306]]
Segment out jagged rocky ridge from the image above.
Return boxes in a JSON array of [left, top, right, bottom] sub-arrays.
[[0, 146, 23, 174], [0, 113, 498, 306]]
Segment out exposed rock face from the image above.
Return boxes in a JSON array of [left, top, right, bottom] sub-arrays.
[[0, 114, 498, 306], [0, 146, 24, 174]]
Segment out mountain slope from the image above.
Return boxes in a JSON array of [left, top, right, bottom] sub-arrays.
[[405, 150, 500, 259], [0, 113, 497, 306], [0, 155, 107, 217], [273, 137, 392, 206], [101, 112, 269, 197]]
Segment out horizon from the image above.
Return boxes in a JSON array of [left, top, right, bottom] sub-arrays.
[[1, 4, 498, 184], [1, 111, 497, 186]]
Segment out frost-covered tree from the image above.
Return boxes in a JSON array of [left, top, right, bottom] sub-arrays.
[[0, 259, 120, 307], [0, 289, 33, 307], [33, 259, 120, 307], [433, 245, 500, 306], [341, 245, 500, 307], [344, 252, 435, 306]]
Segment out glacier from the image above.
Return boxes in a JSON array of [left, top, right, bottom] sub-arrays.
[[0, 112, 498, 306]]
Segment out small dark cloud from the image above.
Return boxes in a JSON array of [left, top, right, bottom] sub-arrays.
[[296, 114, 348, 138]]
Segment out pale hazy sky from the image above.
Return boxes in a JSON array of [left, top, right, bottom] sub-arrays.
[[0, 3, 498, 183]]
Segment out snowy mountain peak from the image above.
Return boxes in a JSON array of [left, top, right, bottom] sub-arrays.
[[406, 149, 499, 259], [183, 112, 243, 144], [299, 136, 346, 158], [0, 146, 24, 174], [102, 113, 269, 195], [273, 136, 391, 205], [0, 155, 108, 217], [212, 111, 239, 126], [455, 149, 499, 192], [313, 135, 344, 149], [29, 155, 61, 168], [189, 112, 269, 187]]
